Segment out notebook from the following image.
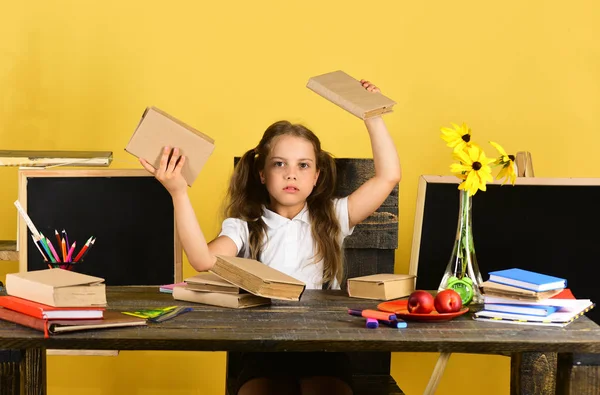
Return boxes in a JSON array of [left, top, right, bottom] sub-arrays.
[[306, 70, 396, 119], [487, 268, 566, 292]]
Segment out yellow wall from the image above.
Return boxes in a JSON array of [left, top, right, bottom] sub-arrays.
[[1, 0, 598, 393]]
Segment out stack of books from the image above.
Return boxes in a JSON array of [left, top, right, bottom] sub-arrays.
[[171, 256, 306, 309], [0, 269, 145, 337], [474, 268, 595, 327]]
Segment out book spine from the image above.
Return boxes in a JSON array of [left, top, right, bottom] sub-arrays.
[[0, 297, 44, 319], [0, 308, 48, 335], [306, 80, 365, 119]]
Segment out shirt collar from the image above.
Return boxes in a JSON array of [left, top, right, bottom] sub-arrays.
[[262, 204, 310, 229]]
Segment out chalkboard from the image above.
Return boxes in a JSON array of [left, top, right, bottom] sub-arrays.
[[18, 169, 182, 285], [410, 175, 600, 324]]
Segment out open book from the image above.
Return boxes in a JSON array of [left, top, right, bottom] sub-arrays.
[[210, 256, 306, 301]]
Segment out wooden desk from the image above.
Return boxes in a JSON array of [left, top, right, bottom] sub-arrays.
[[1, 287, 599, 395]]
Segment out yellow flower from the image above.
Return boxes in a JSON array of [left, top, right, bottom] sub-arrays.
[[450, 145, 495, 196], [441, 123, 473, 153], [489, 141, 517, 185]]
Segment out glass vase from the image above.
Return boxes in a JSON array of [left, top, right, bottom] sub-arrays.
[[438, 189, 484, 305]]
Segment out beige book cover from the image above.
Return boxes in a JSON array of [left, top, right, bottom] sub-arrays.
[[306, 70, 396, 119], [210, 255, 306, 301], [125, 106, 215, 186], [185, 272, 244, 294], [347, 273, 415, 301], [481, 281, 563, 301], [0, 150, 112, 167], [6, 269, 107, 307], [172, 285, 270, 309]]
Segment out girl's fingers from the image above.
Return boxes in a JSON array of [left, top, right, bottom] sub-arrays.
[[167, 148, 180, 173], [174, 155, 186, 174], [139, 158, 156, 175]]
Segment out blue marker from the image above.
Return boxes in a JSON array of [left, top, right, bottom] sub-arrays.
[[379, 319, 407, 329], [366, 318, 379, 329]]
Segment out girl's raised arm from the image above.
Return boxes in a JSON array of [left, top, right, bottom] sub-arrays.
[[140, 147, 237, 272], [347, 81, 401, 229]]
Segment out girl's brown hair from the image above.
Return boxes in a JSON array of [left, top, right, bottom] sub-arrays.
[[224, 120, 343, 287]]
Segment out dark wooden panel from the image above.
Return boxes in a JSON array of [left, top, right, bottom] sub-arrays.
[[22, 348, 45, 395], [342, 249, 395, 288], [510, 352, 556, 395], [0, 350, 19, 395], [557, 353, 600, 395]]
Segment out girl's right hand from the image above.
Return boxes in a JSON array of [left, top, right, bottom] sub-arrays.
[[140, 146, 188, 196]]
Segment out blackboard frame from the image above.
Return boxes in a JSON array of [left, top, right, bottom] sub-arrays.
[[17, 169, 183, 284]]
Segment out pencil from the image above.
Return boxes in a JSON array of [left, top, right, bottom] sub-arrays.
[[73, 236, 92, 262], [61, 238, 67, 263], [54, 230, 61, 250], [66, 241, 76, 263], [32, 235, 48, 262], [39, 234, 57, 264], [77, 237, 95, 262], [45, 236, 61, 263]]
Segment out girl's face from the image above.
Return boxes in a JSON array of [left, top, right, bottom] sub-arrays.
[[260, 135, 320, 213]]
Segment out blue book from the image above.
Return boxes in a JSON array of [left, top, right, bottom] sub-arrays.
[[487, 268, 566, 292], [483, 303, 559, 317]]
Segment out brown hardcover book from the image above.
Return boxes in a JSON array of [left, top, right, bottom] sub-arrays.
[[0, 308, 146, 337], [481, 281, 564, 301], [172, 285, 270, 309], [5, 269, 107, 307], [0, 150, 112, 167], [306, 70, 396, 119], [125, 106, 215, 186], [210, 255, 305, 301], [185, 272, 244, 294], [347, 274, 415, 300]]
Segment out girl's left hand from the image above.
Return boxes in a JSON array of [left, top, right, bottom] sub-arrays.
[[360, 79, 381, 93]]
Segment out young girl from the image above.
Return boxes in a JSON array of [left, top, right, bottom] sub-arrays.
[[140, 80, 401, 395]]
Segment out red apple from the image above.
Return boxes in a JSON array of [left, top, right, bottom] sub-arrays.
[[434, 289, 463, 313], [407, 290, 435, 314]]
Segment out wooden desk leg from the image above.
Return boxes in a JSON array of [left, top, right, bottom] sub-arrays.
[[556, 353, 600, 395], [0, 350, 20, 395], [21, 348, 46, 395], [423, 352, 451, 395], [510, 352, 557, 395]]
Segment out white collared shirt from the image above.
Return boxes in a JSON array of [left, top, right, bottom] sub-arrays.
[[218, 197, 354, 289]]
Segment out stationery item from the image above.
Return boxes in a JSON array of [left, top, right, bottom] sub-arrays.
[[61, 229, 69, 250], [379, 319, 408, 329], [0, 296, 104, 319], [122, 306, 179, 319], [173, 285, 270, 309], [487, 268, 567, 292], [0, 309, 145, 338], [483, 303, 559, 317], [185, 272, 244, 294], [347, 309, 396, 321], [347, 273, 415, 301], [61, 238, 67, 263], [39, 236, 56, 264], [44, 235, 61, 263], [483, 289, 592, 309], [54, 230, 62, 251], [13, 200, 41, 239], [366, 318, 379, 329], [76, 237, 95, 262], [210, 255, 305, 301], [125, 106, 215, 187], [474, 301, 594, 327], [306, 70, 396, 119], [0, 150, 112, 167], [148, 306, 192, 323], [481, 281, 564, 301], [5, 268, 107, 307], [73, 236, 93, 262], [32, 235, 48, 262], [65, 241, 76, 263], [159, 282, 186, 294]]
